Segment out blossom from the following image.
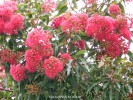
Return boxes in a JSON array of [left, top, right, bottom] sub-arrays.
[[60, 53, 72, 63], [51, 13, 70, 29], [25, 64, 37, 73], [105, 44, 121, 58], [10, 64, 26, 82], [100, 34, 121, 58], [38, 44, 53, 59], [119, 29, 131, 40], [74, 40, 86, 50], [0, 1, 24, 35], [61, 20, 71, 32], [3, 1, 18, 12], [0, 7, 13, 21], [0, 49, 22, 65], [108, 4, 121, 15], [43, 56, 64, 79], [25, 28, 52, 48], [25, 29, 53, 72], [119, 38, 130, 54], [4, 14, 24, 35], [61, 13, 88, 32], [85, 23, 99, 37], [114, 15, 128, 30], [85, 14, 131, 58], [42, 0, 56, 13], [25, 49, 42, 73], [0, 20, 4, 33], [4, 13, 24, 35], [96, 54, 104, 60], [86, 14, 114, 41]]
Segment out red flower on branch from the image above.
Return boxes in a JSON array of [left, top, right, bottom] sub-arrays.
[[43, 56, 64, 79], [10, 64, 26, 82]]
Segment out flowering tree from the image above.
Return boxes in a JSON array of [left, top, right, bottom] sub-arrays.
[[0, 0, 133, 99]]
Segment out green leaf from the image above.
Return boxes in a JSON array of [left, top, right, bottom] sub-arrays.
[[53, 43, 58, 56], [8, 39, 13, 50], [118, 3, 125, 13], [28, 13, 32, 18], [58, 6, 68, 16], [40, 15, 49, 25], [86, 83, 98, 94], [127, 84, 132, 93], [75, 50, 86, 56], [128, 51, 133, 61], [103, 83, 109, 90], [115, 92, 120, 100], [56, 0, 67, 10], [19, 4, 27, 12], [109, 86, 113, 100], [80, 58, 90, 72], [72, 0, 77, 8], [116, 82, 121, 89], [4, 62, 10, 73]]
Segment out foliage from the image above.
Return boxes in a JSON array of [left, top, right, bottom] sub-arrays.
[[0, 0, 133, 100]]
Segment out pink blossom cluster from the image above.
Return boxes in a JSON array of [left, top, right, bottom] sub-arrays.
[[42, 0, 56, 13], [0, 1, 24, 35], [43, 53, 72, 79], [0, 49, 22, 65], [25, 29, 72, 78], [108, 4, 121, 15], [9, 28, 72, 80], [85, 14, 131, 58], [25, 28, 52, 48], [51, 13, 88, 33], [25, 28, 53, 73], [60, 53, 72, 64], [43, 56, 64, 79], [51, 13, 70, 29], [10, 64, 26, 82], [74, 40, 86, 50]]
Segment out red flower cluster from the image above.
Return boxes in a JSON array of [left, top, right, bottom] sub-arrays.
[[25, 28, 53, 73], [108, 4, 121, 15], [0, 49, 22, 65], [10, 64, 26, 82], [51, 13, 88, 33], [60, 53, 72, 63], [43, 56, 64, 79], [86, 14, 131, 58], [25, 28, 72, 79], [25, 28, 52, 48], [0, 1, 24, 35], [25, 49, 42, 73], [42, 0, 56, 13], [74, 40, 86, 50], [51, 13, 70, 29]]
